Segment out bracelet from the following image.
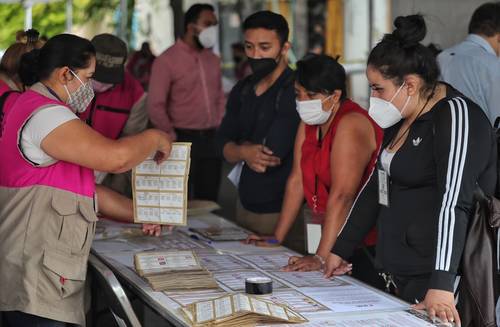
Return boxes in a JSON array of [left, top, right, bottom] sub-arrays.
[[314, 254, 326, 270]]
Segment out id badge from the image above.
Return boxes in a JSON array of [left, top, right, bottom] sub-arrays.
[[378, 169, 390, 207], [306, 223, 322, 254]]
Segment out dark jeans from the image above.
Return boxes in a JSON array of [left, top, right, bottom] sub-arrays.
[[176, 128, 222, 202], [3, 311, 72, 327]]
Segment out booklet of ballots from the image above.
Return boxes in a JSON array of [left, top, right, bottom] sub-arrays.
[[132, 142, 191, 226], [134, 250, 219, 291], [180, 293, 308, 326]]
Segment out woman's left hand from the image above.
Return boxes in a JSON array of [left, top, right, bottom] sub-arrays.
[[412, 289, 461, 326], [282, 255, 323, 272]]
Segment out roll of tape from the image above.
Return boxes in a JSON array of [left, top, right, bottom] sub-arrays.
[[245, 277, 273, 295]]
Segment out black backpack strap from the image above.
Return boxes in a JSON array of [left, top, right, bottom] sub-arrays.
[[0, 90, 20, 136]]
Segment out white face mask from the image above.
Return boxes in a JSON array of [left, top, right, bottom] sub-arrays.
[[368, 82, 411, 128], [197, 25, 217, 48], [63, 70, 95, 113], [296, 95, 334, 125]]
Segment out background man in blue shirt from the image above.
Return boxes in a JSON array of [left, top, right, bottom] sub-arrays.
[[438, 2, 500, 124]]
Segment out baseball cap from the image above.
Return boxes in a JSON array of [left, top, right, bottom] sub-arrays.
[[91, 33, 127, 84]]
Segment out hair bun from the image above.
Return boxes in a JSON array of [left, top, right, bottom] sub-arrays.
[[25, 29, 40, 45], [19, 48, 41, 86], [392, 15, 426, 48]]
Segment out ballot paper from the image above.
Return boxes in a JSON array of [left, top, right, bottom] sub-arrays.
[[190, 226, 249, 241], [270, 271, 351, 288], [258, 309, 439, 327], [180, 293, 308, 326], [237, 253, 294, 270], [134, 250, 201, 275], [197, 254, 253, 271], [300, 284, 407, 314], [134, 250, 219, 291], [165, 289, 228, 306], [227, 162, 244, 187], [132, 143, 191, 225], [262, 289, 330, 313]]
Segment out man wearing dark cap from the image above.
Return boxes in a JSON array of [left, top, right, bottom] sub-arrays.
[[79, 33, 148, 198]]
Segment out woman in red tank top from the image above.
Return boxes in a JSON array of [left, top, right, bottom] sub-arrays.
[[246, 55, 384, 287]]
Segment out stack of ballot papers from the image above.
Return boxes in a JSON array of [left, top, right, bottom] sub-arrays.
[[180, 293, 308, 326], [132, 142, 191, 226], [189, 227, 248, 241], [134, 250, 219, 291]]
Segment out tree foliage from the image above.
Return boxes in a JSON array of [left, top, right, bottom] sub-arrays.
[[0, 0, 135, 49]]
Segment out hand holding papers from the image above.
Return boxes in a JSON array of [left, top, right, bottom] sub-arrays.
[[180, 293, 307, 326], [134, 250, 219, 291], [133, 143, 191, 225]]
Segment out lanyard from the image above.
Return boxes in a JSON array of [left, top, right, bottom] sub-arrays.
[[44, 84, 63, 102], [388, 83, 437, 150], [312, 127, 323, 214]]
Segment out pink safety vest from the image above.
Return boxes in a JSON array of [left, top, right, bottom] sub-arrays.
[[0, 79, 11, 95], [79, 71, 144, 140], [0, 89, 95, 197]]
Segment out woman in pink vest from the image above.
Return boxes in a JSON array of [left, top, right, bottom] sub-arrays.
[[246, 55, 384, 288], [0, 29, 43, 131], [0, 29, 43, 93], [0, 34, 171, 326]]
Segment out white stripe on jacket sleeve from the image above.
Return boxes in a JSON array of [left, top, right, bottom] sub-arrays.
[[435, 97, 469, 271]]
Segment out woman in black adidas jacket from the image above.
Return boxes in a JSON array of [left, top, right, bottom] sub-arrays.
[[326, 15, 497, 325]]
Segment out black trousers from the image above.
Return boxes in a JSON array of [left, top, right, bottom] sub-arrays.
[[350, 246, 386, 291], [176, 129, 222, 202], [3, 311, 73, 327]]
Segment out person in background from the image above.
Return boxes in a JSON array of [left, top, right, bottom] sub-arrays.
[[327, 15, 496, 325], [78, 33, 159, 234], [126, 41, 155, 90], [231, 42, 251, 80], [39, 35, 48, 46], [438, 1, 500, 124], [302, 33, 325, 60], [148, 3, 225, 202], [80, 34, 148, 196], [246, 55, 384, 288], [215, 11, 302, 249], [0, 29, 43, 139], [0, 34, 171, 327], [0, 29, 43, 92]]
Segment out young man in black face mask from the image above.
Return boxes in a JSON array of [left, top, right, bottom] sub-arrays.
[[148, 3, 225, 202], [216, 11, 302, 250]]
